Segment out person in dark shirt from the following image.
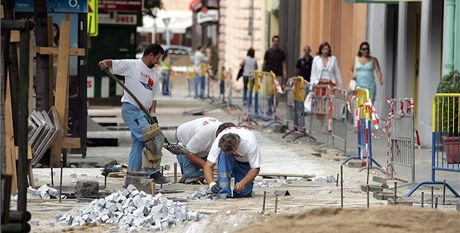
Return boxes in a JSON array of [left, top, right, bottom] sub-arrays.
[[262, 35, 287, 114], [296, 45, 313, 82], [263, 35, 287, 85]]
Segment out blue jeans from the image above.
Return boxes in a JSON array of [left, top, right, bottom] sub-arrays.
[[121, 102, 158, 175], [194, 73, 205, 98], [267, 95, 274, 115], [243, 76, 249, 102], [294, 100, 305, 129], [176, 154, 204, 178], [217, 151, 253, 198], [161, 70, 170, 95]]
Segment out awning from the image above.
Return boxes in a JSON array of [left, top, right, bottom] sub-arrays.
[[137, 10, 192, 34]]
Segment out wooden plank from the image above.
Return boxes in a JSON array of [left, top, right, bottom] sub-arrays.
[[5, 74, 17, 194], [0, 4, 4, 19], [62, 137, 81, 149], [34, 47, 85, 56], [50, 21, 71, 168], [10, 30, 20, 42]]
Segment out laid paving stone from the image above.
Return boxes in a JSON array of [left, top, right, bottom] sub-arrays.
[[75, 181, 99, 198], [347, 160, 364, 168], [360, 184, 384, 193], [387, 198, 413, 206], [373, 191, 394, 200], [372, 176, 387, 184]]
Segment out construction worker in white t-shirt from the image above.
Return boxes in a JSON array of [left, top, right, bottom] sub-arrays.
[[204, 127, 262, 198], [98, 43, 169, 184], [175, 117, 236, 183]]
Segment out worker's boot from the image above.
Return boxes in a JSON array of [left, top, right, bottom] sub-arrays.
[[149, 171, 171, 184]]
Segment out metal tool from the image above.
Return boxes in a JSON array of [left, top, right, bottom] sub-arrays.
[[230, 177, 235, 198], [103, 68, 189, 155]]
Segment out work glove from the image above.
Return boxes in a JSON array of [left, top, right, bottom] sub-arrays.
[[209, 182, 219, 194]]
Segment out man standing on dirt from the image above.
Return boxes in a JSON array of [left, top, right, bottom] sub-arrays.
[[204, 127, 261, 198], [175, 118, 236, 183], [98, 43, 169, 184]]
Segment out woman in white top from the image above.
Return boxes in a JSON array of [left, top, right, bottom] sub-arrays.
[[240, 48, 258, 105], [310, 42, 343, 131]]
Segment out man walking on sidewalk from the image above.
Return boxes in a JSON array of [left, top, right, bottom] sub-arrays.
[[98, 43, 169, 184], [263, 35, 287, 114], [175, 118, 235, 183], [204, 127, 261, 198]]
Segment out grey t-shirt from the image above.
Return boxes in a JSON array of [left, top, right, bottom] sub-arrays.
[[243, 56, 257, 77]]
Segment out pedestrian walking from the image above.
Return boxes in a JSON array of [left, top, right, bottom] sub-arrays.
[[350, 42, 383, 102], [160, 51, 172, 96], [311, 42, 343, 132], [98, 43, 169, 184], [263, 35, 287, 114], [240, 48, 258, 106], [193, 45, 209, 98], [296, 45, 313, 82]]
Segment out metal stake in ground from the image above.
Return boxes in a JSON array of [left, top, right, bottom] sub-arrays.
[[160, 166, 163, 190], [443, 180, 446, 205], [151, 181, 156, 195], [174, 163, 177, 183], [274, 194, 279, 214], [367, 185, 370, 208], [421, 192, 424, 208], [431, 186, 434, 208], [340, 165, 344, 208], [393, 182, 397, 205], [59, 154, 63, 203], [262, 191, 266, 213], [336, 173, 339, 187], [435, 197, 438, 209], [51, 167, 54, 186]]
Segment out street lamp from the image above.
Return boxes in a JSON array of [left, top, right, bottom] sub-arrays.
[[163, 17, 171, 46]]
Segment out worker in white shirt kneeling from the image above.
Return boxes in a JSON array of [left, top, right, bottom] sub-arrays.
[[204, 127, 262, 198], [175, 117, 236, 183]]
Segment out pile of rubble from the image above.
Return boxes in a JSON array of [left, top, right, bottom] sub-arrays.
[[59, 185, 204, 231]]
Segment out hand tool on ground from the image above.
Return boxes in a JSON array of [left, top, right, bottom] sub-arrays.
[[230, 177, 235, 198], [103, 68, 190, 155]]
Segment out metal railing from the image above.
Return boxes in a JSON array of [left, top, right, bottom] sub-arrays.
[[331, 88, 349, 155], [387, 98, 416, 183], [407, 94, 460, 197]]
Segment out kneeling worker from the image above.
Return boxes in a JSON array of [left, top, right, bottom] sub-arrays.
[[176, 117, 235, 182], [204, 127, 261, 198]]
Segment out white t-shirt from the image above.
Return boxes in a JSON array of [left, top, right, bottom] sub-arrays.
[[243, 56, 257, 76], [207, 127, 261, 168], [111, 59, 161, 109], [193, 51, 208, 73], [176, 117, 221, 158]]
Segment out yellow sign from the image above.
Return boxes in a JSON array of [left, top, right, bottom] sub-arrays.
[[87, 0, 98, 36]]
